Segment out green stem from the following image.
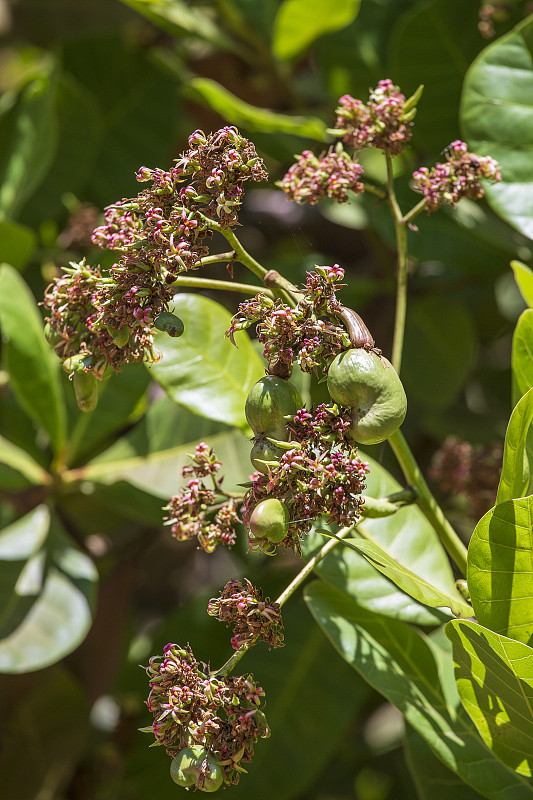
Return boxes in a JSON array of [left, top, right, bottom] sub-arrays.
[[199, 215, 268, 282], [401, 198, 427, 225], [385, 153, 409, 374], [171, 275, 274, 298], [213, 525, 354, 678], [388, 429, 468, 575]]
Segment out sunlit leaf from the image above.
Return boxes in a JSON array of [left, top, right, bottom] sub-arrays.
[[446, 619, 533, 777], [496, 388, 533, 504], [461, 16, 533, 240], [467, 495, 533, 646], [512, 309, 533, 407], [306, 580, 533, 798], [149, 293, 264, 430], [190, 78, 327, 141], [304, 453, 457, 626], [272, 0, 361, 62], [0, 264, 66, 453], [511, 260, 533, 308]]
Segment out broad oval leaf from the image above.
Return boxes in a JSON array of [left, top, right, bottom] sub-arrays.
[[446, 619, 533, 778], [511, 260, 533, 309], [148, 293, 264, 430], [461, 16, 533, 239], [272, 0, 361, 62], [512, 308, 533, 407], [305, 452, 458, 625], [0, 264, 66, 453], [468, 495, 533, 646], [337, 533, 472, 617], [0, 513, 98, 673], [190, 78, 327, 141], [305, 580, 533, 799], [496, 388, 533, 504]]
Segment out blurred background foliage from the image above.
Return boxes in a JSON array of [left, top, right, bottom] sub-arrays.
[[0, 0, 532, 798]]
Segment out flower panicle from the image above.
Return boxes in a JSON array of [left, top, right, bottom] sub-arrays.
[[208, 579, 284, 650]]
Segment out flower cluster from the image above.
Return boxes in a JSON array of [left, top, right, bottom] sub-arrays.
[[145, 643, 270, 786], [93, 127, 267, 272], [164, 443, 240, 553], [43, 128, 267, 378], [227, 265, 350, 376], [334, 80, 414, 155], [278, 145, 364, 206], [429, 436, 503, 519], [208, 578, 284, 650], [412, 140, 502, 212], [243, 404, 370, 553]]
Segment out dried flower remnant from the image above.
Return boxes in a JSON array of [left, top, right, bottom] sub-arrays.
[[164, 443, 241, 553], [208, 578, 284, 650], [145, 643, 270, 786], [412, 140, 502, 212], [243, 404, 369, 554], [334, 80, 414, 155], [227, 265, 350, 377], [430, 436, 504, 519], [279, 145, 364, 206]]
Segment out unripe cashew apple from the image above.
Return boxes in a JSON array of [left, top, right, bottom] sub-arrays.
[[245, 376, 302, 440], [327, 348, 407, 445], [170, 746, 224, 792], [250, 438, 283, 474], [249, 498, 289, 543]]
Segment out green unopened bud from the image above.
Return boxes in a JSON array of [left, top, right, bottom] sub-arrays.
[[44, 322, 62, 347], [154, 312, 184, 338], [456, 579, 470, 602], [402, 83, 424, 114], [73, 371, 98, 412], [106, 323, 131, 347]]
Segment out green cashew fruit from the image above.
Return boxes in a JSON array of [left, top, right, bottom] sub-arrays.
[[154, 311, 184, 338], [106, 323, 131, 347], [170, 746, 224, 792], [73, 372, 98, 413], [250, 438, 282, 474], [249, 498, 289, 543], [245, 376, 302, 440], [327, 348, 406, 445]]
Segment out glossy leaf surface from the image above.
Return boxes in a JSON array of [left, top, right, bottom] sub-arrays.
[[511, 260, 533, 309], [461, 17, 533, 239], [446, 619, 533, 778], [512, 309, 533, 407], [496, 388, 533, 504], [306, 580, 533, 799], [272, 0, 361, 61], [0, 264, 66, 453], [467, 495, 533, 646], [149, 293, 264, 430], [305, 453, 458, 625], [190, 78, 327, 141]]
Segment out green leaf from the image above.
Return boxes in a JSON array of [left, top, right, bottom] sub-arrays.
[[460, 16, 533, 240], [512, 309, 533, 407], [335, 533, 472, 617], [149, 293, 264, 430], [402, 296, 476, 411], [467, 495, 533, 646], [189, 77, 327, 141], [117, 0, 236, 50], [0, 510, 98, 673], [272, 0, 361, 62], [0, 221, 35, 271], [0, 668, 89, 800], [78, 426, 252, 499], [511, 260, 533, 308], [496, 388, 533, 504], [0, 434, 51, 489], [0, 264, 66, 453], [389, 0, 483, 153], [305, 580, 533, 799], [446, 619, 533, 778], [0, 58, 58, 219], [304, 452, 458, 626], [404, 724, 487, 800]]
